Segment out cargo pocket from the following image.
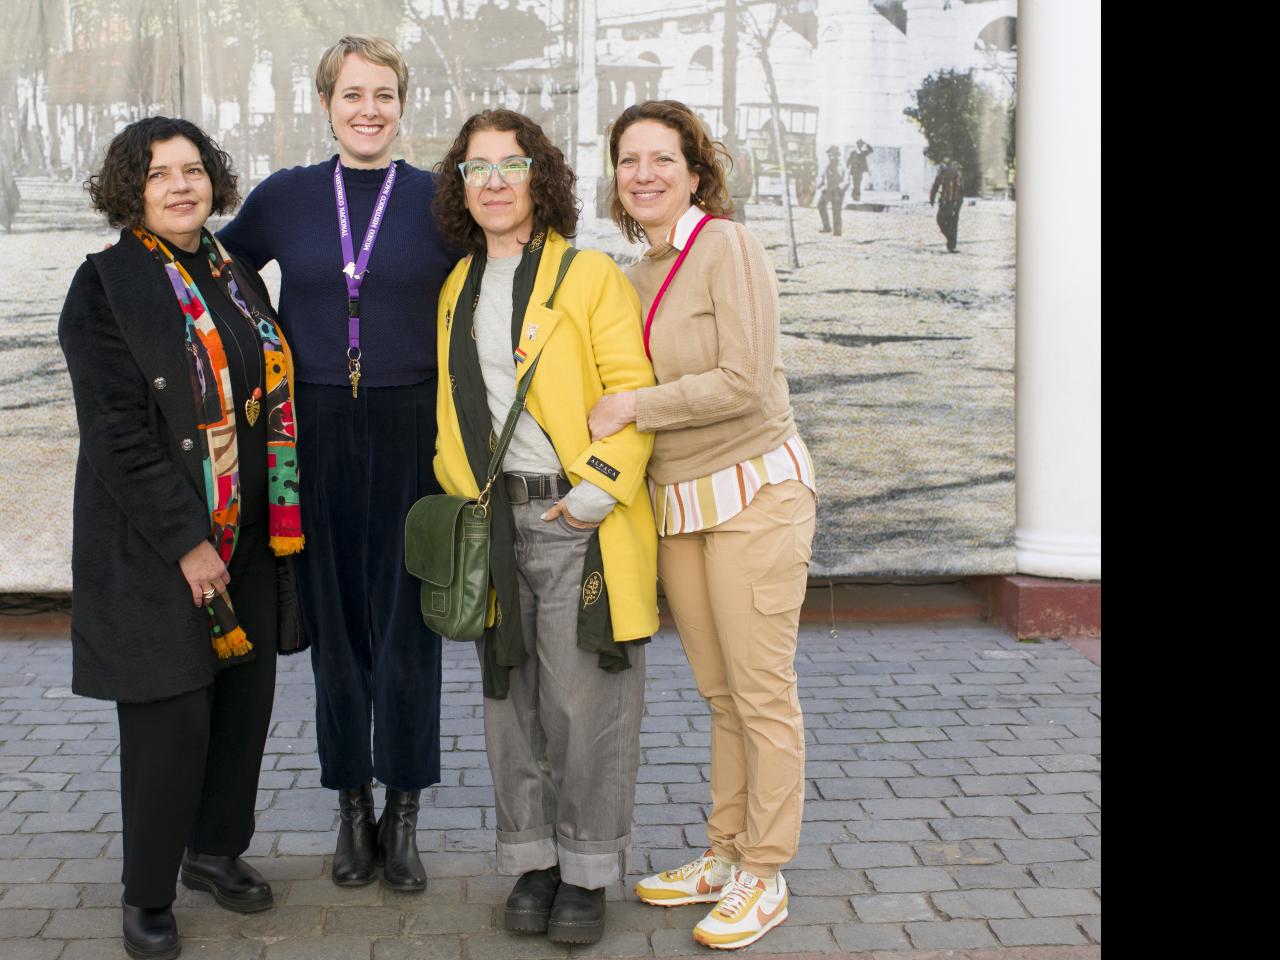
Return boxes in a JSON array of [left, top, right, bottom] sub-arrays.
[[748, 575, 807, 672]]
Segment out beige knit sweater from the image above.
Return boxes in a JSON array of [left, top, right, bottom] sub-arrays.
[[628, 218, 797, 486]]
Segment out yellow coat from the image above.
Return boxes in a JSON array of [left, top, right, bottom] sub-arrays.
[[434, 230, 659, 641]]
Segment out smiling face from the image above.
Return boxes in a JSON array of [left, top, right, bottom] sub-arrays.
[[463, 127, 535, 257], [323, 53, 402, 169], [141, 136, 213, 251], [614, 119, 699, 246]]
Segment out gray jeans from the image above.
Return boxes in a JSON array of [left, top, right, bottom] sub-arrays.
[[480, 498, 646, 889]]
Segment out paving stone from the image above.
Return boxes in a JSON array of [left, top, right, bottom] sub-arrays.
[[404, 902, 494, 935], [1029, 860, 1102, 888], [1030, 772, 1101, 794], [1015, 814, 1096, 839], [942, 796, 1023, 817], [239, 905, 325, 938], [0, 859, 59, 883], [997, 840, 1089, 864], [1082, 915, 1101, 942], [0, 882, 79, 907], [464, 931, 572, 958], [0, 907, 49, 938], [831, 921, 911, 950], [1016, 887, 1101, 917], [932, 888, 1025, 919], [990, 917, 1089, 945], [813, 778, 891, 800], [1018, 794, 1096, 814], [850, 892, 934, 922], [905, 919, 998, 948], [725, 923, 836, 953], [0, 940, 64, 959], [801, 801, 866, 821], [59, 942, 129, 960], [784, 869, 869, 896], [860, 799, 949, 820], [948, 865, 1033, 889], [1077, 835, 1101, 858], [831, 842, 916, 869], [865, 867, 956, 893], [265, 936, 375, 960], [564, 928, 653, 957], [284, 878, 384, 906], [888, 777, 959, 798], [785, 894, 854, 924], [955, 775, 1034, 796], [846, 820, 933, 842], [42, 906, 118, 938], [22, 833, 109, 858], [930, 817, 1020, 841], [914, 840, 1001, 866]]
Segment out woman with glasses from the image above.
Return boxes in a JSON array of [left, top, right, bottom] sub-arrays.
[[217, 36, 459, 892], [432, 109, 657, 945]]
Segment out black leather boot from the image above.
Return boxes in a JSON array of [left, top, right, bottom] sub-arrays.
[[179, 851, 273, 913], [122, 901, 180, 960], [504, 865, 561, 933], [547, 882, 606, 944], [332, 783, 378, 886], [377, 787, 427, 892]]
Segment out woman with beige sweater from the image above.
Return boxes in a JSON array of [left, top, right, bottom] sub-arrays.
[[588, 100, 817, 951]]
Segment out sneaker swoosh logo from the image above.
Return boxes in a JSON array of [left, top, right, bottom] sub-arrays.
[[757, 894, 787, 926], [697, 876, 714, 895]]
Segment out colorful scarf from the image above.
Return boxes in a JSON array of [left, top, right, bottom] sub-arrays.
[[134, 226, 304, 658]]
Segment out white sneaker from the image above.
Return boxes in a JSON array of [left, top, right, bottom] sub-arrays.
[[692, 869, 789, 950], [635, 850, 737, 906]]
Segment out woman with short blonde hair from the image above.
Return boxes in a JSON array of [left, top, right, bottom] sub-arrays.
[[218, 35, 460, 893]]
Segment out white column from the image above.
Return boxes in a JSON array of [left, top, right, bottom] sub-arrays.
[[1015, 0, 1102, 579]]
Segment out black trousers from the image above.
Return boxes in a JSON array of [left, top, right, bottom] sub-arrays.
[[294, 380, 443, 792], [818, 187, 845, 236], [117, 523, 277, 908], [937, 200, 962, 251]]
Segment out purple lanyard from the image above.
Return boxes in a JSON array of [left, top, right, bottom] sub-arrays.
[[333, 159, 397, 396]]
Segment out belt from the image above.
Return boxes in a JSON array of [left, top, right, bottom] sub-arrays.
[[503, 473, 572, 505]]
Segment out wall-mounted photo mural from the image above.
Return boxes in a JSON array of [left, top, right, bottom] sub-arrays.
[[0, 0, 1017, 590]]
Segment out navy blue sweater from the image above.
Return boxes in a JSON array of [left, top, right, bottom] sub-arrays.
[[218, 156, 460, 387]]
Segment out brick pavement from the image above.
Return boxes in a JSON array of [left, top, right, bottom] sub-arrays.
[[0, 620, 1100, 958]]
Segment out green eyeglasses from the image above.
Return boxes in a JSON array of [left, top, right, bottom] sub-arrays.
[[457, 156, 534, 187]]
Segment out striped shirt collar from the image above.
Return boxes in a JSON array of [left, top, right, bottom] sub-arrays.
[[665, 205, 705, 251]]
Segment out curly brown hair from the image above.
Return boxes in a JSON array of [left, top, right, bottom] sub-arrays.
[[85, 117, 239, 230], [432, 110, 579, 256], [607, 100, 734, 244]]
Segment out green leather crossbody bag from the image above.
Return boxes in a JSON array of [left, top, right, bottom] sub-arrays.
[[404, 249, 577, 639]]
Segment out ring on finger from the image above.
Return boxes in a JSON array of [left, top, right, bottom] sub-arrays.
[[202, 587, 216, 601]]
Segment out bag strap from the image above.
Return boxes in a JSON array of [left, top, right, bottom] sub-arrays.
[[480, 248, 579, 492]]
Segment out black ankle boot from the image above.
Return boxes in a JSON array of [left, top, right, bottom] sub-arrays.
[[504, 865, 561, 933], [547, 882, 606, 944], [122, 901, 180, 960], [377, 787, 427, 892], [332, 783, 378, 886], [179, 851, 272, 913]]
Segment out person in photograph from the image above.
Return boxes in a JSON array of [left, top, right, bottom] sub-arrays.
[[847, 139, 873, 202], [432, 108, 657, 945], [218, 35, 459, 892], [60, 116, 300, 959], [590, 99, 818, 951], [930, 160, 964, 252], [815, 144, 847, 236]]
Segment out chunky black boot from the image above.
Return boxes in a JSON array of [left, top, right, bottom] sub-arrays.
[[377, 787, 427, 892], [547, 882, 606, 944], [179, 851, 273, 913], [332, 783, 378, 886], [504, 865, 561, 933], [122, 901, 180, 960]]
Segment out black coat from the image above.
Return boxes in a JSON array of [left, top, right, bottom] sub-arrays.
[[58, 229, 277, 703]]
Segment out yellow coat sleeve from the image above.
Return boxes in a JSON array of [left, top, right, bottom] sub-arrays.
[[563, 252, 657, 507]]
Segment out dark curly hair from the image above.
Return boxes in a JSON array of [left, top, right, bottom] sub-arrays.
[[607, 100, 734, 244], [85, 117, 239, 229], [432, 110, 578, 256]]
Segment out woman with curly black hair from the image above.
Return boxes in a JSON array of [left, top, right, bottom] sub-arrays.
[[59, 116, 302, 959], [431, 109, 657, 944]]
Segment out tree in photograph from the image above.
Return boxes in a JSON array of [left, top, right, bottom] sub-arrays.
[[904, 69, 1013, 196], [737, 0, 813, 268]]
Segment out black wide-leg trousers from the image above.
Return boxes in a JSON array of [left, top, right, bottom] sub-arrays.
[[117, 523, 278, 908], [293, 380, 443, 792]]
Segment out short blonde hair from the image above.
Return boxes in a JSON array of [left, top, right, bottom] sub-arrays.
[[314, 35, 409, 106]]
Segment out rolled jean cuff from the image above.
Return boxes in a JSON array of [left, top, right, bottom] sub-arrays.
[[496, 824, 557, 876], [557, 832, 632, 889]]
